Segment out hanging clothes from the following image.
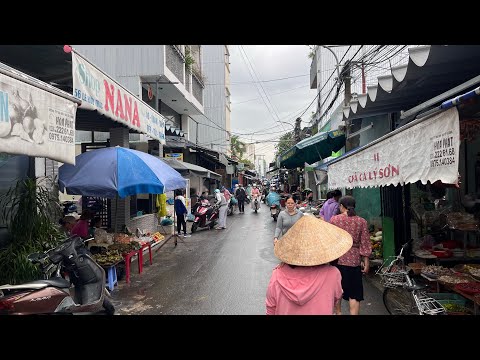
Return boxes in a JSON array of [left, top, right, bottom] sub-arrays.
[[156, 193, 168, 217]]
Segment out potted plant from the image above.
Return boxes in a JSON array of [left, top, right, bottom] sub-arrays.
[[0, 177, 63, 284]]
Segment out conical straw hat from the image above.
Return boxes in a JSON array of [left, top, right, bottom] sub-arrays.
[[274, 215, 353, 266]]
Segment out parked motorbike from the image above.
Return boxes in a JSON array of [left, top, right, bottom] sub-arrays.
[[191, 203, 219, 233], [0, 236, 115, 315], [270, 203, 281, 221]]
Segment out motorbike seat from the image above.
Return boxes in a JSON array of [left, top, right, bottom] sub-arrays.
[[30, 277, 71, 289]]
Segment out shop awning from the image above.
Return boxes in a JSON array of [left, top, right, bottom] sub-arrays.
[[0, 62, 80, 164], [327, 107, 460, 189], [71, 50, 166, 144], [161, 158, 222, 180], [343, 45, 480, 121], [279, 129, 345, 169]]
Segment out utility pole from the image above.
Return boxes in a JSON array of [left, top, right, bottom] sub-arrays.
[[343, 62, 353, 151], [294, 117, 302, 143]]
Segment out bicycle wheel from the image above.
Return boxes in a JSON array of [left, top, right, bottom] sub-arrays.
[[383, 287, 419, 315]]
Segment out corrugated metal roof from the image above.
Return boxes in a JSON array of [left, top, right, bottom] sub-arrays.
[[343, 45, 480, 121]]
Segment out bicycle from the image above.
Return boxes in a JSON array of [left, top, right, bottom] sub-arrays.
[[376, 241, 446, 315]]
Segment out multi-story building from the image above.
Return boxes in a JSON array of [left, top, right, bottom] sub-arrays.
[[245, 143, 256, 164], [192, 45, 231, 156], [72, 45, 204, 154]]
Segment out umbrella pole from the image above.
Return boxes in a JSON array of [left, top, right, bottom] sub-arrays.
[[114, 194, 119, 233]]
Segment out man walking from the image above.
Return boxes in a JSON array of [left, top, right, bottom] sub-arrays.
[[235, 184, 247, 213]]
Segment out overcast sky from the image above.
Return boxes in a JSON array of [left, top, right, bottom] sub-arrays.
[[229, 45, 318, 165]]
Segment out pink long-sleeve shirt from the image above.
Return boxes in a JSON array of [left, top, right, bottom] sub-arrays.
[[330, 214, 372, 267], [266, 263, 343, 315]]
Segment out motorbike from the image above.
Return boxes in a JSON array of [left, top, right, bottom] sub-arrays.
[[270, 203, 281, 221], [191, 203, 219, 233], [0, 236, 115, 315], [252, 196, 260, 213]]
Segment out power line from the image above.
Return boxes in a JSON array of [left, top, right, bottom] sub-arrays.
[[232, 84, 310, 105], [204, 73, 310, 85], [238, 45, 287, 133]]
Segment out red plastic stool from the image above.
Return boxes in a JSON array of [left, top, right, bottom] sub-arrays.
[[138, 242, 153, 274], [123, 249, 141, 284]]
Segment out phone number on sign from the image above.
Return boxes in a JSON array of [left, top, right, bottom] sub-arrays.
[[48, 132, 74, 143]]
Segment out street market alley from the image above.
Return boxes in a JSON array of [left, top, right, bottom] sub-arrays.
[[111, 205, 387, 315]]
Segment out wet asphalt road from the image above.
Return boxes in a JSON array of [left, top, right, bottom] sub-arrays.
[[111, 203, 388, 315]]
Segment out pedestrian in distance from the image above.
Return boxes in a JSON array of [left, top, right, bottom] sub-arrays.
[[266, 215, 353, 315], [70, 209, 93, 238], [319, 189, 342, 222], [273, 195, 304, 246], [235, 184, 247, 213], [59, 215, 77, 236], [174, 189, 191, 237], [329, 195, 372, 315], [214, 189, 228, 230]]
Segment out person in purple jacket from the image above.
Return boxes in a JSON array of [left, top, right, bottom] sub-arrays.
[[319, 189, 342, 222]]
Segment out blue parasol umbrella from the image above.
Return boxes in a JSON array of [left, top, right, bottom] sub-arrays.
[[58, 146, 186, 198]]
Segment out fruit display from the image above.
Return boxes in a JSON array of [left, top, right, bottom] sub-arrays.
[[151, 232, 165, 242], [108, 242, 141, 255], [93, 250, 123, 267], [370, 230, 382, 259]]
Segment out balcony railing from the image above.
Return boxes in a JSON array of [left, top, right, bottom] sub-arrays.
[[192, 73, 203, 105], [166, 45, 185, 84]]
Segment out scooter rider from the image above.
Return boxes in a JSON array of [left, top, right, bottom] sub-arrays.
[[266, 186, 281, 207], [251, 184, 261, 210]]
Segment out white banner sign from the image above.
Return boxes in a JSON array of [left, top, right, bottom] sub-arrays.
[[328, 107, 460, 189], [72, 52, 165, 144], [0, 73, 77, 164]]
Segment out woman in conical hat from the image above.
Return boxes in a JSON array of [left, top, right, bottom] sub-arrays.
[[265, 215, 352, 315]]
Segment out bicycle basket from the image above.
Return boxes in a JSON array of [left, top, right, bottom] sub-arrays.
[[376, 256, 408, 288]]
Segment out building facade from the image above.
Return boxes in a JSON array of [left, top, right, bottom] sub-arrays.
[[191, 45, 231, 155]]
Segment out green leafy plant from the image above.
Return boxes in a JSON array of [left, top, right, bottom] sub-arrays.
[[185, 48, 195, 73], [0, 177, 63, 284]]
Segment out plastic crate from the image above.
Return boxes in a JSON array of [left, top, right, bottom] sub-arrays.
[[426, 293, 467, 307]]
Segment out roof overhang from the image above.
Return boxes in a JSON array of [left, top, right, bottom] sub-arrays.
[[343, 45, 480, 122]]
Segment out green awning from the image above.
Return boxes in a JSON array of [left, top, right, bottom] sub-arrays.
[[278, 129, 345, 169]]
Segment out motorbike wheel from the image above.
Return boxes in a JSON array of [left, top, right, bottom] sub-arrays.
[[191, 223, 198, 233], [102, 298, 115, 315], [209, 222, 216, 229]]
